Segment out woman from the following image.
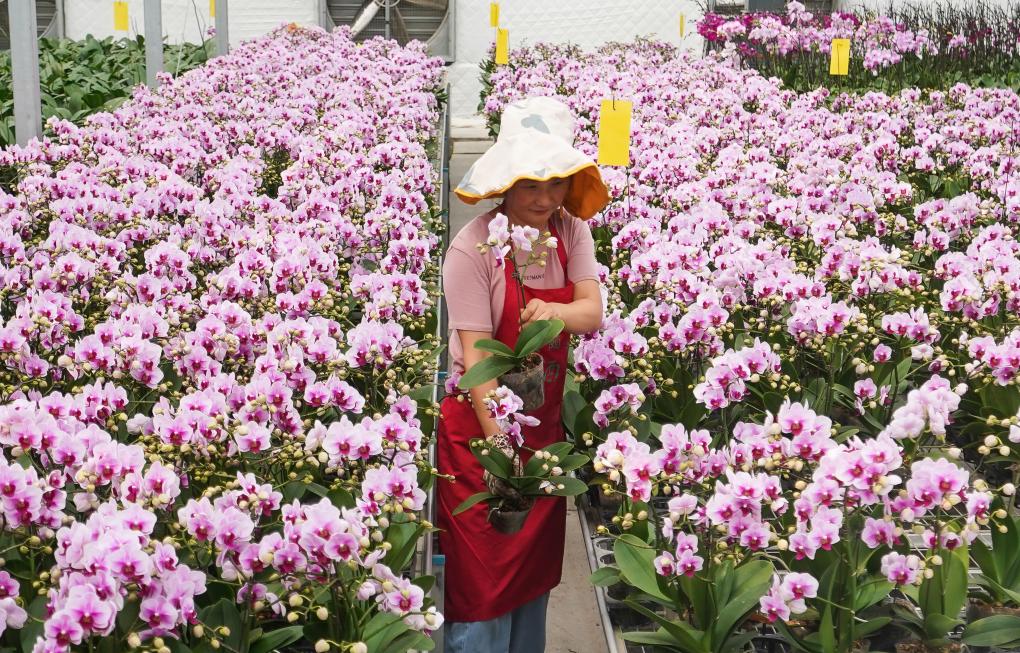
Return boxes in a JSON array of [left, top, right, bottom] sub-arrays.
[[437, 96, 611, 653]]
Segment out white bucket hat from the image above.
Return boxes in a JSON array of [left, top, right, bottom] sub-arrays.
[[454, 96, 610, 220]]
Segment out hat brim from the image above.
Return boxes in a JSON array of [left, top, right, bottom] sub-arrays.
[[453, 134, 611, 220]]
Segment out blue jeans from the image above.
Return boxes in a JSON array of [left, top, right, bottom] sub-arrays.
[[444, 592, 550, 653]]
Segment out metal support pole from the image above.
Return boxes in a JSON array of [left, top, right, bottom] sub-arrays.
[[319, 0, 331, 30], [55, 0, 66, 38], [10, 0, 42, 146], [215, 0, 229, 57], [144, 0, 163, 89], [384, 2, 391, 40]]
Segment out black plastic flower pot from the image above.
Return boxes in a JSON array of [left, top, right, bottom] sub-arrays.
[[499, 353, 545, 412], [488, 498, 535, 534]]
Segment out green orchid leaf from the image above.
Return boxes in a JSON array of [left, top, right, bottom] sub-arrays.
[[473, 338, 515, 357], [471, 445, 513, 479], [458, 358, 517, 390], [855, 616, 892, 640], [711, 560, 773, 647], [622, 629, 688, 650], [854, 579, 894, 611], [515, 318, 565, 358], [453, 491, 498, 516], [589, 566, 621, 587], [249, 626, 303, 653], [544, 476, 589, 497], [963, 615, 1020, 646], [623, 600, 707, 653], [614, 534, 669, 602]]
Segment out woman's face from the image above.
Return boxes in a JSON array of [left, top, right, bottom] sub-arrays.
[[503, 176, 570, 227]]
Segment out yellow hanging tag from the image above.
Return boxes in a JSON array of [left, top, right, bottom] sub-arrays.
[[495, 28, 509, 65], [210, 0, 215, 18], [489, 2, 500, 28], [679, 13, 686, 38], [113, 1, 129, 31], [597, 100, 632, 167], [829, 38, 851, 76]]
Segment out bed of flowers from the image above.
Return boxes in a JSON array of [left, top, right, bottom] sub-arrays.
[[0, 24, 445, 653], [0, 34, 213, 146], [699, 0, 1020, 94], [482, 37, 1020, 652]]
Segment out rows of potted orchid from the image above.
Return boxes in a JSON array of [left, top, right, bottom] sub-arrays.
[[482, 36, 1020, 652], [0, 24, 445, 653], [699, 0, 1020, 94], [0, 34, 214, 146]]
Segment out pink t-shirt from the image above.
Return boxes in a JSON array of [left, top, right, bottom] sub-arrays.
[[444, 208, 601, 375]]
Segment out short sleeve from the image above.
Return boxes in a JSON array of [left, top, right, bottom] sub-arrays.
[[565, 218, 600, 283], [443, 245, 494, 333]]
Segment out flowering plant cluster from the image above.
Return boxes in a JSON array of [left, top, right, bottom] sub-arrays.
[[700, 1, 1020, 94], [483, 34, 1020, 652], [0, 24, 446, 653], [453, 386, 589, 521], [702, 1, 935, 72]]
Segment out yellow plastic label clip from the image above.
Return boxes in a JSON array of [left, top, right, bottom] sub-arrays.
[[113, 1, 129, 31], [490, 2, 499, 28], [829, 38, 851, 76], [210, 0, 216, 18], [597, 100, 632, 167], [495, 28, 509, 65], [679, 13, 686, 38]]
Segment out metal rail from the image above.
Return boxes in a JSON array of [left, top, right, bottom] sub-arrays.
[[578, 497, 622, 653], [413, 80, 450, 651], [423, 82, 450, 576]]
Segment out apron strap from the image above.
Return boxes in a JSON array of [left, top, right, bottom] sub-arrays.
[[548, 215, 569, 275]]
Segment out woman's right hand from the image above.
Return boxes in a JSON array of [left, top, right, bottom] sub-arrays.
[[457, 329, 504, 436], [482, 433, 525, 501], [457, 330, 527, 502], [484, 470, 524, 503]]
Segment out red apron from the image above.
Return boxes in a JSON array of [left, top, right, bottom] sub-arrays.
[[437, 221, 573, 623]]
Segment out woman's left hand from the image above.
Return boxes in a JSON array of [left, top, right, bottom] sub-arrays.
[[520, 298, 561, 326]]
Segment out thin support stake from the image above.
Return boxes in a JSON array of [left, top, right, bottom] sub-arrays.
[[10, 0, 42, 145], [215, 0, 229, 57], [144, 0, 164, 89]]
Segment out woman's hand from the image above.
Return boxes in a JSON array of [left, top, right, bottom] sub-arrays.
[[519, 298, 562, 326]]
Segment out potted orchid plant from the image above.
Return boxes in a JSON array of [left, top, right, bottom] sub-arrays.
[[453, 387, 589, 533], [458, 212, 565, 411]]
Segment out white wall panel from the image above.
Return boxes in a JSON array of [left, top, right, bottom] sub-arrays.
[[450, 0, 704, 117], [65, 0, 708, 118], [64, 0, 319, 48]]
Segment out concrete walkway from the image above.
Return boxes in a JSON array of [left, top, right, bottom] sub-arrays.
[[446, 117, 609, 653]]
